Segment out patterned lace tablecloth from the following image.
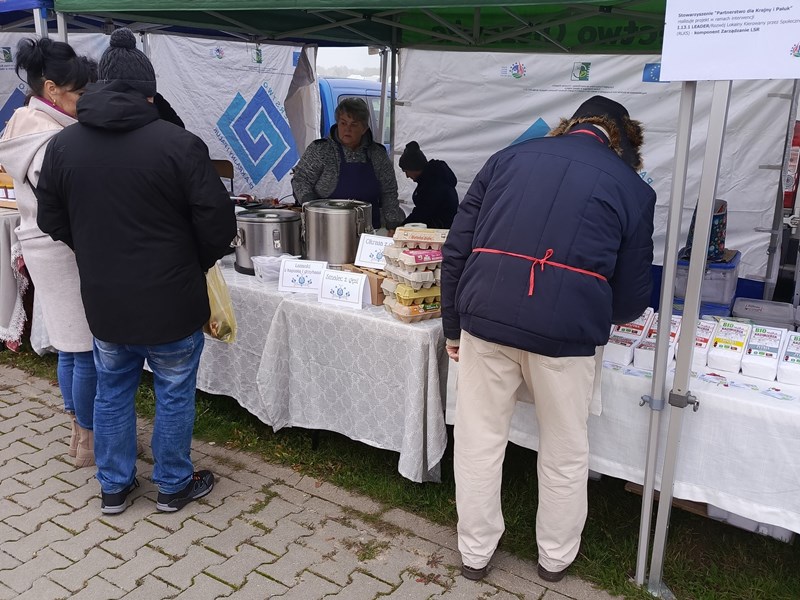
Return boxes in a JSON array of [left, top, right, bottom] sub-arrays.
[[199, 256, 449, 483], [0, 209, 25, 346]]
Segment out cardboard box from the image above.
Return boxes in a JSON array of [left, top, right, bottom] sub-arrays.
[[341, 264, 385, 306]]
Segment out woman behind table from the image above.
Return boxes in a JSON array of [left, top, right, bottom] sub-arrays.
[[0, 39, 98, 467], [398, 141, 459, 229], [291, 97, 404, 232]]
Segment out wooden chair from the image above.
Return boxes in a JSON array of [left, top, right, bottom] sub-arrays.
[[211, 159, 235, 194]]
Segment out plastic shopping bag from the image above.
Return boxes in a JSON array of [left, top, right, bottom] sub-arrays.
[[203, 262, 237, 343]]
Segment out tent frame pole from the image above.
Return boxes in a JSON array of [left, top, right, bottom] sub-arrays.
[[56, 11, 68, 42], [635, 80, 696, 588], [647, 79, 732, 598], [33, 7, 48, 38]]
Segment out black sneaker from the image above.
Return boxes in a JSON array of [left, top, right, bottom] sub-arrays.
[[537, 562, 568, 583], [156, 470, 215, 512], [101, 478, 140, 515]]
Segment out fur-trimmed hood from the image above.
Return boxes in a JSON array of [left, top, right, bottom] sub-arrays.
[[548, 96, 644, 171]]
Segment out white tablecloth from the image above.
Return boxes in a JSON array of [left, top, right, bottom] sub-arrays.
[[0, 209, 25, 344], [446, 360, 800, 533], [198, 256, 449, 483], [195, 256, 286, 411]]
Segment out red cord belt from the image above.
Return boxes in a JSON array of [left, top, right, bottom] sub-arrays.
[[472, 247, 607, 296]]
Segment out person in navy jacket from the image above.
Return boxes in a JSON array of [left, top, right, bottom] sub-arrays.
[[442, 96, 655, 583]]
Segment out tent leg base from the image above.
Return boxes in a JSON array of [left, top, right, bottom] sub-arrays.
[[646, 581, 677, 599]]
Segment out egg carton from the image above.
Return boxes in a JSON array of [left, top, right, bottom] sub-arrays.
[[384, 297, 442, 323], [395, 283, 441, 306], [382, 244, 404, 268], [434, 267, 442, 285], [384, 263, 437, 290], [392, 227, 449, 250], [381, 278, 399, 299], [394, 249, 442, 272]]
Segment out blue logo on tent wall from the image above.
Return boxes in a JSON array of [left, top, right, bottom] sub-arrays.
[[0, 88, 26, 135], [216, 86, 298, 183]]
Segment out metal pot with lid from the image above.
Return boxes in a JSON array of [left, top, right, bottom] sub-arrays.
[[303, 199, 373, 266], [232, 209, 302, 275]]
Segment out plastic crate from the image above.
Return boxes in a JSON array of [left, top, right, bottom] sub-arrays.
[[672, 296, 732, 319], [732, 298, 794, 330], [674, 250, 741, 306]]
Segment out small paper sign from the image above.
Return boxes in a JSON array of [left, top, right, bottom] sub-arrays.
[[278, 259, 327, 294], [318, 269, 370, 309], [355, 233, 394, 269]]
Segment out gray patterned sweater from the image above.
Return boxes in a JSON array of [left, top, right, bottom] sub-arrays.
[[291, 126, 404, 229]]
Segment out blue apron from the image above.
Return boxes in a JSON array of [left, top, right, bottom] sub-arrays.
[[330, 142, 382, 229]]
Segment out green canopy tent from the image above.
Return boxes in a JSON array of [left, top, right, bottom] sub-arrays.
[[51, 0, 666, 52]]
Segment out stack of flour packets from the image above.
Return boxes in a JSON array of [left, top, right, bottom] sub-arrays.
[[707, 319, 753, 374], [605, 307, 655, 366], [677, 319, 717, 371], [633, 313, 682, 370]]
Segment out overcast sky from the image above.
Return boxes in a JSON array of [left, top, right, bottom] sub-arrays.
[[316, 46, 380, 70]]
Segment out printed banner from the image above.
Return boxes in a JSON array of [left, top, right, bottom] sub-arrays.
[[395, 49, 796, 281], [149, 35, 306, 201]]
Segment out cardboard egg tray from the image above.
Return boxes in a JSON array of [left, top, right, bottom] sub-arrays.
[[392, 227, 449, 250], [384, 297, 442, 323], [395, 283, 441, 306], [384, 263, 436, 290], [381, 278, 399, 299]]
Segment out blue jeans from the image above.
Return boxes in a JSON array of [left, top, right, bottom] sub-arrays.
[[92, 329, 204, 495], [57, 351, 97, 430]]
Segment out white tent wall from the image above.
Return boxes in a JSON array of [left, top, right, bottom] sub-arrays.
[[1, 32, 319, 202], [395, 49, 794, 282]]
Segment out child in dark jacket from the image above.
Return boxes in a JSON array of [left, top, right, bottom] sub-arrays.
[[399, 141, 459, 229]]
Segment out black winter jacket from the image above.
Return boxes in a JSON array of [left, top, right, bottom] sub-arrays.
[[402, 159, 459, 229], [441, 124, 656, 357], [36, 81, 237, 345]]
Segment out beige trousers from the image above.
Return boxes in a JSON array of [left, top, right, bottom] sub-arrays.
[[454, 331, 596, 572]]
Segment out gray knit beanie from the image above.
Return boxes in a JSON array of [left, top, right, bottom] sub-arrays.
[[98, 28, 156, 97]]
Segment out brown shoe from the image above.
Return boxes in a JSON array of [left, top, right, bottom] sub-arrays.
[[74, 424, 95, 468], [537, 563, 568, 583], [68, 414, 78, 458]]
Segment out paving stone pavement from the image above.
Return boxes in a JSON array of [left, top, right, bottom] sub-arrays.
[[0, 364, 624, 600]]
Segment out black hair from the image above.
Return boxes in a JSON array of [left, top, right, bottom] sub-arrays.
[[15, 38, 98, 98]]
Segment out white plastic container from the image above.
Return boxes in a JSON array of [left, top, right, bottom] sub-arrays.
[[741, 326, 787, 381], [633, 313, 682, 371], [777, 332, 800, 385], [706, 319, 752, 374], [732, 297, 795, 330]]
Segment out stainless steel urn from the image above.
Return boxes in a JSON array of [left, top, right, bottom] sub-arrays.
[[232, 209, 302, 275], [303, 200, 373, 266]]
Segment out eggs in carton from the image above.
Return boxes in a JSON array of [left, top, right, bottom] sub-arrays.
[[395, 249, 442, 273], [394, 283, 441, 306], [380, 278, 399, 299], [384, 263, 437, 290], [383, 296, 442, 323], [392, 227, 448, 250]]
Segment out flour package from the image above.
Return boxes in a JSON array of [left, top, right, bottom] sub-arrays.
[[741, 326, 787, 382], [706, 319, 753, 374], [679, 319, 718, 371], [633, 313, 682, 371], [605, 307, 655, 366], [777, 332, 800, 385]]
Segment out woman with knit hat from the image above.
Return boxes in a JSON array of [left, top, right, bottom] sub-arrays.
[[398, 141, 459, 229]]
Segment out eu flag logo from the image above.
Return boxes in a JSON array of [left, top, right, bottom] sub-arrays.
[[642, 63, 665, 83]]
